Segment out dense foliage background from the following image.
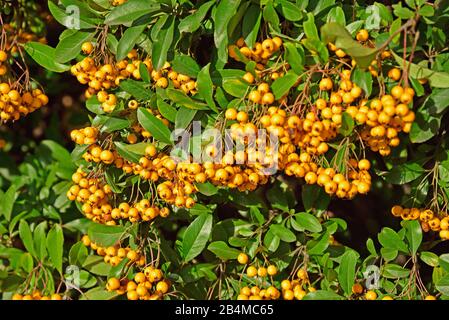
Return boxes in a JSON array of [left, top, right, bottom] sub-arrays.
[[1, 0, 449, 300]]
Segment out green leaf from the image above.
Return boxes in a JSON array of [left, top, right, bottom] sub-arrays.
[[83, 256, 112, 276], [139, 62, 151, 83], [105, 169, 123, 194], [46, 224, 64, 274], [88, 223, 126, 247], [439, 254, 449, 273], [105, 0, 159, 26], [389, 18, 402, 44], [222, 78, 249, 98], [295, 212, 323, 233], [302, 38, 329, 63], [76, 270, 98, 289], [86, 96, 105, 115], [63, 218, 93, 234], [114, 142, 141, 163], [172, 55, 201, 78], [263, 3, 280, 32], [428, 89, 449, 114], [270, 224, 296, 243], [418, 4, 434, 17], [213, 0, 241, 64], [284, 43, 305, 74], [433, 266, 444, 286], [304, 13, 319, 39], [242, 5, 262, 48], [263, 228, 280, 252], [402, 220, 422, 255], [381, 162, 425, 184], [178, 0, 215, 34], [410, 99, 441, 143], [166, 89, 209, 110], [152, 16, 175, 70], [436, 275, 449, 296], [0, 184, 18, 221], [302, 184, 330, 212], [279, 0, 303, 22], [382, 264, 410, 279], [249, 206, 265, 226], [392, 52, 449, 88], [175, 107, 197, 130], [420, 251, 439, 267], [182, 213, 213, 262], [24, 42, 70, 73], [19, 220, 36, 258], [117, 25, 147, 60], [381, 247, 398, 261], [120, 79, 152, 100], [271, 70, 299, 100], [393, 5, 414, 19], [121, 142, 148, 155], [339, 112, 355, 136], [266, 181, 295, 212], [108, 257, 130, 279], [338, 250, 359, 297], [107, 34, 119, 54], [196, 182, 218, 196], [374, 2, 393, 24], [366, 238, 377, 256], [303, 290, 345, 300], [157, 98, 177, 122], [81, 287, 119, 300], [137, 107, 173, 145], [48, 1, 98, 30], [321, 23, 379, 69], [351, 67, 373, 96], [307, 231, 331, 255], [42, 140, 73, 168], [378, 227, 408, 253], [197, 64, 218, 113], [95, 116, 131, 133], [69, 241, 88, 266], [327, 6, 346, 25], [55, 30, 93, 63], [20, 253, 34, 273], [207, 241, 240, 260], [33, 221, 47, 261], [344, 21, 363, 36]]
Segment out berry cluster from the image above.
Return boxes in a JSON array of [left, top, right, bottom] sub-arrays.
[[73, 45, 197, 112], [229, 37, 283, 64], [151, 61, 198, 95], [70, 127, 99, 145], [82, 145, 118, 165], [0, 24, 49, 123], [349, 85, 415, 156], [0, 82, 49, 122], [70, 49, 147, 101], [0, 50, 7, 76], [12, 291, 62, 300], [352, 283, 437, 300], [278, 269, 315, 300], [81, 235, 144, 267], [67, 169, 115, 224], [107, 267, 171, 300], [69, 166, 172, 224], [236, 260, 315, 301], [391, 206, 449, 240]]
